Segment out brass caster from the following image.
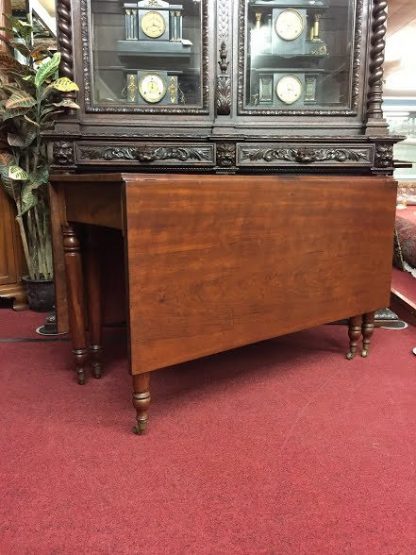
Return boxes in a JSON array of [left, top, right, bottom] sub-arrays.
[[133, 420, 148, 435], [361, 350, 369, 358], [346, 352, 355, 360], [92, 364, 102, 379]]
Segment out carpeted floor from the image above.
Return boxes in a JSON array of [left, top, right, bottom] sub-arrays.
[[0, 309, 415, 554]]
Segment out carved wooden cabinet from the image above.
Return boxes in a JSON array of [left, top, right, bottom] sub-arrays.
[[49, 0, 398, 174]]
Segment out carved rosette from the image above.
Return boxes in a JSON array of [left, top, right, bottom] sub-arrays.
[[240, 147, 370, 165], [53, 141, 75, 166], [216, 143, 236, 167], [367, 0, 388, 120], [57, 0, 73, 80], [374, 143, 393, 168], [79, 145, 213, 164]]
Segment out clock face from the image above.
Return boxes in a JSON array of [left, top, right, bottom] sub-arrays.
[[138, 74, 167, 104], [141, 11, 166, 39], [276, 75, 303, 104], [275, 9, 304, 41]]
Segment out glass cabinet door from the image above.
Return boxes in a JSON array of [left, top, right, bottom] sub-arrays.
[[241, 0, 357, 112], [85, 0, 206, 112]]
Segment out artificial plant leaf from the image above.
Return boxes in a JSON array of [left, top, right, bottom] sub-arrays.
[[51, 77, 79, 93], [23, 114, 39, 127], [8, 164, 28, 180], [35, 52, 61, 88], [0, 151, 13, 166], [7, 127, 36, 148], [0, 51, 22, 71], [5, 90, 36, 110], [29, 167, 49, 188], [10, 40, 31, 57], [7, 132, 25, 147], [0, 173, 18, 200], [20, 183, 37, 215], [2, 106, 34, 121], [2, 84, 24, 94]]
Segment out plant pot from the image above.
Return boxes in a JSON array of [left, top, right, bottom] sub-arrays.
[[22, 277, 55, 312]]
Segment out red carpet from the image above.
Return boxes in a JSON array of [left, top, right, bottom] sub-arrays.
[[1, 310, 416, 554], [0, 309, 47, 339]]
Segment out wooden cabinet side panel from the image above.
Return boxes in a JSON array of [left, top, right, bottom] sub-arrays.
[[124, 174, 397, 374], [0, 188, 17, 285]]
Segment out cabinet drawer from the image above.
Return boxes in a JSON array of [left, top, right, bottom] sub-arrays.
[[237, 143, 375, 168], [76, 143, 216, 167]]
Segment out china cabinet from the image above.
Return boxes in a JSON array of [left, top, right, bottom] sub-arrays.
[[49, 0, 400, 434], [49, 0, 397, 172]]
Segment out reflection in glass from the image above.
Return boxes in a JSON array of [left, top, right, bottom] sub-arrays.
[[245, 0, 355, 110], [90, 0, 202, 108]]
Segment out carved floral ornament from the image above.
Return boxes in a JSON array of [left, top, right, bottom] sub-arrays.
[[240, 147, 370, 164], [79, 145, 213, 163]]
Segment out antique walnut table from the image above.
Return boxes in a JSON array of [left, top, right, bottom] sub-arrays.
[[49, 172, 397, 433]]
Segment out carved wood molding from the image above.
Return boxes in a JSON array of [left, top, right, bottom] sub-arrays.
[[216, 74, 231, 116], [56, 0, 73, 80], [216, 1, 231, 116], [367, 0, 388, 121], [78, 145, 214, 164], [351, 0, 364, 111], [240, 147, 371, 165]]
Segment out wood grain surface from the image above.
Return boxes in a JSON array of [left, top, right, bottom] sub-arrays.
[[124, 174, 397, 374]]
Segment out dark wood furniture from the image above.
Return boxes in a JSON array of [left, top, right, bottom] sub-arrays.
[[0, 185, 27, 310], [50, 172, 397, 432], [48, 0, 401, 432]]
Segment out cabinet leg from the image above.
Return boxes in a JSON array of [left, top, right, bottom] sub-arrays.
[[132, 373, 151, 435], [85, 227, 103, 379], [346, 315, 363, 360], [361, 311, 375, 358], [63, 225, 89, 385]]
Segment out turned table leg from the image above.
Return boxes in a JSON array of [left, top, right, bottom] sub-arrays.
[[63, 225, 89, 385], [361, 311, 375, 358], [346, 315, 363, 360], [132, 373, 151, 435], [85, 227, 103, 379]]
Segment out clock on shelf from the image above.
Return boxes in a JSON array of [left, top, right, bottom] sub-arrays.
[[119, 0, 193, 56], [249, 1, 328, 57], [126, 71, 181, 105], [252, 70, 323, 107]]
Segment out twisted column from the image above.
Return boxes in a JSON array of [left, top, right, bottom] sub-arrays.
[[367, 0, 387, 121], [57, 0, 73, 80]]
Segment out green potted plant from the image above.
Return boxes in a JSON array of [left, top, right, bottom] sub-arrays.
[[0, 16, 79, 310]]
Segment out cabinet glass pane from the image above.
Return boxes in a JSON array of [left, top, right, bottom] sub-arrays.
[[90, 0, 203, 109], [244, 0, 356, 110]]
